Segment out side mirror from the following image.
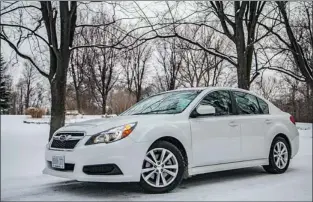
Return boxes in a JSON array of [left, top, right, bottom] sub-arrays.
[[196, 105, 216, 116]]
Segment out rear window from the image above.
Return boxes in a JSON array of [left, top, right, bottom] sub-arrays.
[[257, 97, 269, 114], [233, 91, 261, 115]]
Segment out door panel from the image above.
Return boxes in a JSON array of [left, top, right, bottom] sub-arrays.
[[190, 116, 241, 166], [190, 90, 241, 167], [236, 115, 266, 160]]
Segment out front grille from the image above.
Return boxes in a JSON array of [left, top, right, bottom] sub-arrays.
[[47, 161, 75, 171], [51, 139, 79, 149], [83, 164, 123, 175], [50, 132, 84, 150]]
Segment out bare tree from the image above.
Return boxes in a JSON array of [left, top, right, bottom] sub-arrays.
[[253, 75, 280, 101], [0, 2, 134, 139], [83, 15, 120, 114], [1, 1, 77, 139], [155, 38, 183, 91], [275, 2, 313, 88], [21, 62, 36, 109], [258, 2, 313, 123], [15, 79, 25, 114], [121, 42, 152, 102], [177, 28, 226, 87], [69, 48, 87, 114], [130, 1, 277, 90], [204, 1, 269, 89], [107, 87, 136, 114], [32, 82, 46, 108]]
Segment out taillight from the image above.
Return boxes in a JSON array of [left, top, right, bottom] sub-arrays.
[[290, 115, 296, 125]]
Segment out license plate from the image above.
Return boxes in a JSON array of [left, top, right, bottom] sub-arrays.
[[52, 156, 65, 169]]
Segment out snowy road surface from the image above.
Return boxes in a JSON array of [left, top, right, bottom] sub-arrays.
[[1, 115, 312, 201]]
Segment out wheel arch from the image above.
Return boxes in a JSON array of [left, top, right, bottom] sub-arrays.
[[272, 133, 292, 155], [150, 136, 188, 166]]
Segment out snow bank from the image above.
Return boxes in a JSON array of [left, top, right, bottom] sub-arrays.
[[296, 122, 312, 130], [22, 115, 113, 125]]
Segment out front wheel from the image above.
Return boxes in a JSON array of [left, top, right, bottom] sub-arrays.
[[263, 137, 291, 174], [139, 141, 186, 193]]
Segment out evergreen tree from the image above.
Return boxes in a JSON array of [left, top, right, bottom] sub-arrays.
[[0, 54, 10, 114]]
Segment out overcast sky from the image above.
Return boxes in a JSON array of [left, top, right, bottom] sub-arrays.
[[1, 1, 277, 87]]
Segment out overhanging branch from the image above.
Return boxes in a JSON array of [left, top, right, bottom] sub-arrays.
[[0, 34, 49, 78]]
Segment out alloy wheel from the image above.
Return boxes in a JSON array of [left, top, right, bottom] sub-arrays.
[[273, 141, 288, 169], [141, 148, 179, 188]]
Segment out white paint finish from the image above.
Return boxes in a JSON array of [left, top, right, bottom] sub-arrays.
[[236, 114, 267, 160], [41, 87, 299, 184], [45, 137, 150, 182], [189, 159, 268, 176], [196, 104, 215, 115], [189, 115, 241, 166]]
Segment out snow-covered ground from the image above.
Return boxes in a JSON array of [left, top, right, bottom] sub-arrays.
[[1, 115, 312, 201]]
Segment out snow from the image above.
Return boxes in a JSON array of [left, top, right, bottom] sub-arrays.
[[1, 115, 312, 201], [22, 115, 116, 124]]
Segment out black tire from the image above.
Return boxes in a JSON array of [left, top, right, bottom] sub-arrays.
[[263, 136, 291, 174], [139, 141, 186, 193]]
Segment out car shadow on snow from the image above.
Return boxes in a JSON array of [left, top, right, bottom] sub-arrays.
[[45, 166, 295, 198]]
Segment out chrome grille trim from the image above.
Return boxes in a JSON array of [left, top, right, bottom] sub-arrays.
[[49, 131, 85, 151]]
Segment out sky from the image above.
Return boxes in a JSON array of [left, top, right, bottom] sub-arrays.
[[0, 1, 171, 84], [1, 1, 278, 88]]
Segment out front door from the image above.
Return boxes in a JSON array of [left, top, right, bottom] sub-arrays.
[[190, 90, 241, 167]]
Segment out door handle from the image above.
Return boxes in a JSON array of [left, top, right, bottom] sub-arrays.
[[229, 121, 238, 127], [265, 119, 272, 124]]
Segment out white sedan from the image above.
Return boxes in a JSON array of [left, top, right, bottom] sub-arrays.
[[43, 87, 299, 193]]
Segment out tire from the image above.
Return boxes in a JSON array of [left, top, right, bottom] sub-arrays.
[[139, 141, 186, 193], [263, 136, 291, 174]]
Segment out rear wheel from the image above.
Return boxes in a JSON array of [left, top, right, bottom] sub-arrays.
[[139, 141, 185, 193], [263, 137, 290, 174]]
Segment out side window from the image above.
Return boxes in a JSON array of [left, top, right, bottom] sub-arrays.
[[257, 97, 269, 114], [233, 91, 261, 115], [199, 91, 233, 116]]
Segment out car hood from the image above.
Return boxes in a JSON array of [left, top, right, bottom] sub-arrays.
[[57, 114, 176, 136]]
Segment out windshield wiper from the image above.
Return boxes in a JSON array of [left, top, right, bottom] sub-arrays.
[[132, 107, 177, 115]]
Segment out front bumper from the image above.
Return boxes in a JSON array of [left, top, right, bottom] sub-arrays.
[[43, 136, 149, 182]]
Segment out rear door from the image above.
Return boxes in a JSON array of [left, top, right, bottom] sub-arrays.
[[231, 91, 266, 161]]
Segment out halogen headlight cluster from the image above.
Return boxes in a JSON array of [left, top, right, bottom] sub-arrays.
[[86, 122, 137, 145]]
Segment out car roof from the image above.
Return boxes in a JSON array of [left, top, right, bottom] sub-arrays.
[[167, 86, 250, 93], [166, 86, 265, 100]]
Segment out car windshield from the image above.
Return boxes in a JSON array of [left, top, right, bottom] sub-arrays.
[[120, 90, 202, 116]]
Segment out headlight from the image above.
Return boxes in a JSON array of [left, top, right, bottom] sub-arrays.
[[85, 122, 137, 145]]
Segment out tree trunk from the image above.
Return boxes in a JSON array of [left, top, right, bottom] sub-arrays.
[[102, 95, 107, 114], [49, 80, 66, 140], [236, 55, 250, 90], [74, 87, 82, 114], [19, 87, 23, 114], [48, 57, 69, 141], [168, 78, 175, 90], [25, 91, 30, 109], [235, 10, 250, 90], [136, 87, 141, 102], [237, 65, 250, 89], [291, 85, 296, 117]]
